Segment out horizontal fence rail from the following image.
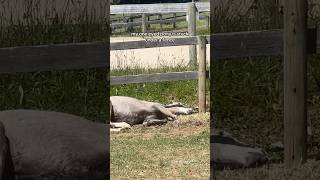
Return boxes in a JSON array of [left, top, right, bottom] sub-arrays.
[[111, 12, 208, 23], [111, 14, 208, 29], [212, 28, 317, 59], [0, 42, 109, 74], [1, 28, 319, 74], [111, 36, 210, 50], [111, 71, 209, 85], [110, 2, 209, 14]]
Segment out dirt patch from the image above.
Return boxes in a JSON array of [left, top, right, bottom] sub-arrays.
[[111, 113, 209, 140], [111, 37, 210, 69]]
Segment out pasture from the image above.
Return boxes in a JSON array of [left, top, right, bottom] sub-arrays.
[[212, 0, 320, 179], [111, 113, 210, 179], [216, 160, 320, 180]]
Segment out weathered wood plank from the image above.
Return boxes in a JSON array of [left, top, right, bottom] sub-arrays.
[[111, 37, 198, 50], [188, 2, 197, 66], [212, 30, 283, 59], [0, 42, 109, 74], [110, 71, 209, 85], [283, 0, 307, 167], [198, 36, 207, 113], [110, 2, 209, 14], [212, 28, 317, 59]]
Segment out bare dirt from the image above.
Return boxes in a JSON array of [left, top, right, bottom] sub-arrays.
[[111, 37, 210, 69]]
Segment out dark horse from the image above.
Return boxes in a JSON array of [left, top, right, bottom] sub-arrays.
[[0, 110, 108, 180]]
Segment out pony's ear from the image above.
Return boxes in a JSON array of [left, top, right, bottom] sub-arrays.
[[0, 122, 14, 180]]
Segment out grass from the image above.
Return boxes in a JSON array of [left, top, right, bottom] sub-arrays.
[[111, 65, 210, 107], [0, 69, 108, 122], [216, 160, 320, 180], [111, 113, 210, 179], [0, 0, 109, 121]]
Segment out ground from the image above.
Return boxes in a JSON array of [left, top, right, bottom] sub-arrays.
[[110, 113, 210, 179], [216, 160, 320, 180], [110, 36, 210, 70]]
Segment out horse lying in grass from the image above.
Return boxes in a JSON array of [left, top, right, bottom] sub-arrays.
[[110, 96, 194, 132], [211, 129, 269, 170], [0, 110, 108, 180]]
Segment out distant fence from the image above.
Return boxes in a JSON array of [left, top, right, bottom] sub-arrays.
[[110, 12, 210, 31], [110, 35, 209, 112], [110, 2, 209, 14], [111, 2, 210, 66], [110, 2, 209, 33]]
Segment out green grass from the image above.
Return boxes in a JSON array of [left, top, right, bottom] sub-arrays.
[[111, 66, 210, 106], [0, 69, 108, 122], [0, 0, 109, 121]]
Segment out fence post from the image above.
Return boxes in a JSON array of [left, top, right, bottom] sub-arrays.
[[142, 13, 147, 33], [128, 15, 134, 32], [159, 14, 163, 31], [173, 13, 176, 28], [206, 15, 210, 31], [198, 36, 206, 113], [188, 2, 197, 67], [283, 0, 307, 167]]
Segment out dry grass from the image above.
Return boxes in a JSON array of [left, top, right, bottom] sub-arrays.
[[110, 113, 210, 179], [216, 160, 320, 180]]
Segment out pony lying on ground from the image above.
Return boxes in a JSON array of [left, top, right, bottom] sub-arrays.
[[110, 96, 193, 132], [211, 129, 269, 170], [0, 110, 108, 180]]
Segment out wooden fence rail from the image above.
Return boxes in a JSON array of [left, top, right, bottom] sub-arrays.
[[0, 28, 318, 74], [110, 2, 209, 14], [111, 14, 209, 29], [212, 28, 317, 59], [0, 42, 108, 74], [111, 71, 210, 85], [111, 36, 209, 50]]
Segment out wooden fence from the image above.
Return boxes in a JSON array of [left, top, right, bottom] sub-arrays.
[[1, 28, 318, 73], [110, 35, 209, 113], [111, 2, 209, 66], [211, 5, 314, 167], [110, 12, 210, 31], [110, 2, 209, 14]]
